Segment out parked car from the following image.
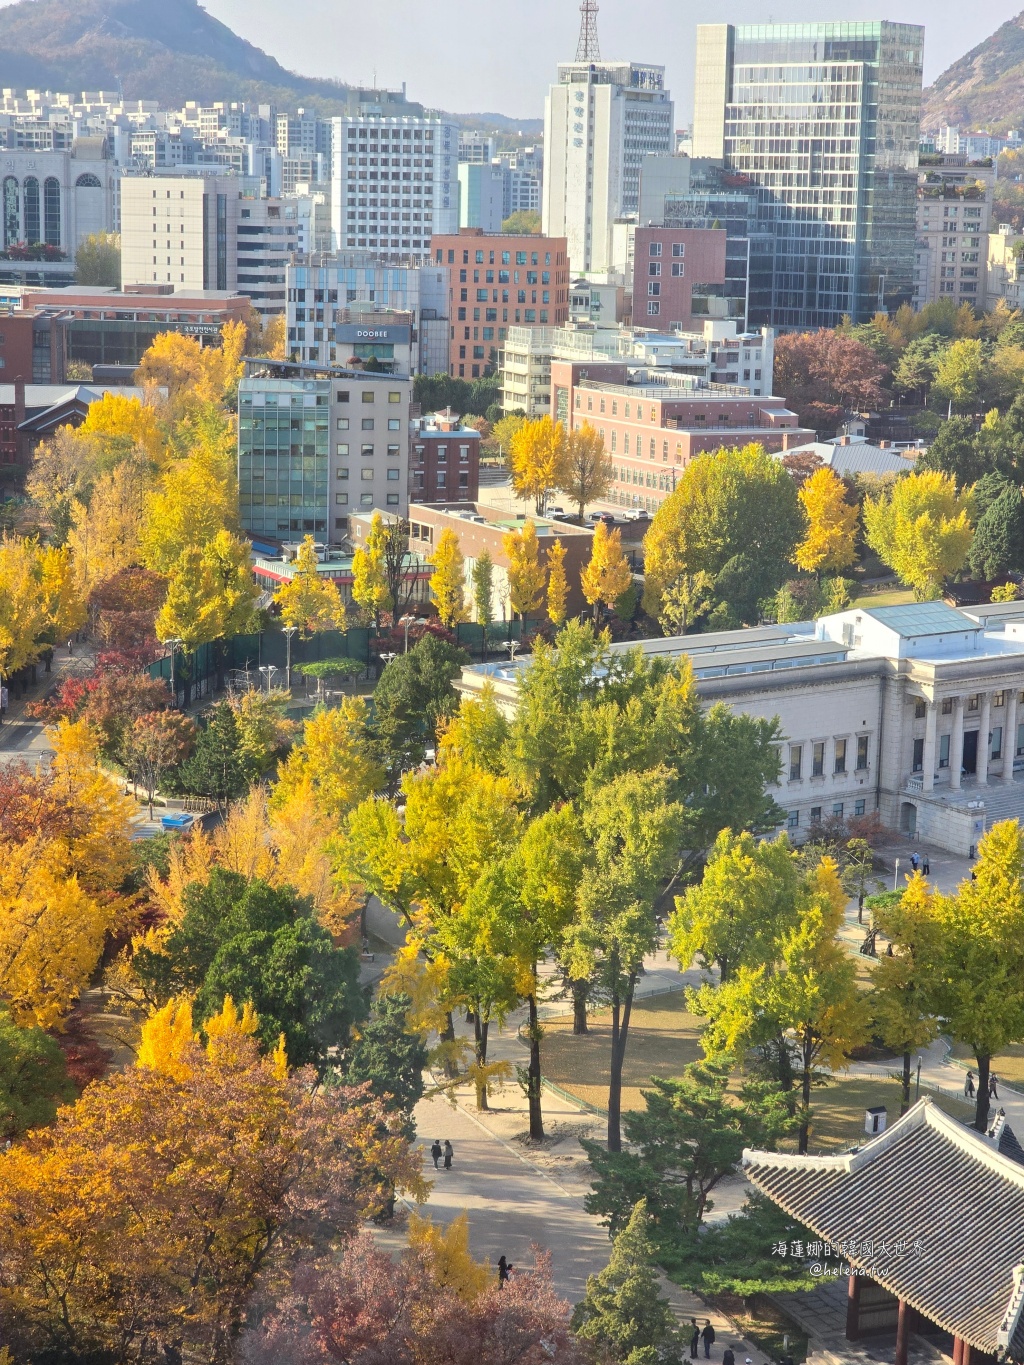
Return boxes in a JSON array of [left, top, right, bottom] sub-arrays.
[[587, 510, 617, 526], [624, 508, 651, 522], [547, 505, 566, 516]]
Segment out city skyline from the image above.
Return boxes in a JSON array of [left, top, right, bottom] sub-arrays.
[[0, 0, 1001, 120]]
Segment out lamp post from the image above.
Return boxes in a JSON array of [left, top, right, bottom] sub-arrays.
[[380, 651, 398, 669], [398, 614, 422, 653], [165, 637, 183, 709], [504, 639, 520, 665], [916, 1054, 923, 1103], [893, 857, 900, 891], [259, 665, 278, 694], [282, 625, 297, 692]]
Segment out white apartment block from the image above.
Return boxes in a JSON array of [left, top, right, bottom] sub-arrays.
[[459, 600, 1024, 856], [330, 116, 458, 260], [121, 174, 313, 312], [543, 61, 673, 274], [914, 156, 994, 311]]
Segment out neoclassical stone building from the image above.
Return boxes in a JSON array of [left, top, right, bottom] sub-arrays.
[[457, 599, 1024, 855]]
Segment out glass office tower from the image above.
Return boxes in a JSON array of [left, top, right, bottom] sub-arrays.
[[693, 23, 923, 328]]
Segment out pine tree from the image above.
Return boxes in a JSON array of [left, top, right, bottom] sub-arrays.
[[177, 701, 252, 812], [546, 538, 569, 627], [342, 992, 428, 1137], [571, 1199, 683, 1364]]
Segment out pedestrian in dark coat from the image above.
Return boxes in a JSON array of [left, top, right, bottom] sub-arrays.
[[965, 1071, 976, 1099], [722, 1349, 736, 1365], [689, 1320, 700, 1358], [910, 852, 920, 872], [430, 1140, 442, 1169], [990, 1074, 1000, 1100], [443, 1139, 454, 1170], [498, 1255, 512, 1287], [702, 1320, 716, 1358]]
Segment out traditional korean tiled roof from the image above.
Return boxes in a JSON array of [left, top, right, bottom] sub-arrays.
[[742, 1100, 1024, 1359]]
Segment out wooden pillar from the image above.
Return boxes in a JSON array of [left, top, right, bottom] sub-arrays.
[[895, 1298, 912, 1365], [846, 1273, 862, 1340], [962, 1343, 973, 1365], [952, 1338, 963, 1365]]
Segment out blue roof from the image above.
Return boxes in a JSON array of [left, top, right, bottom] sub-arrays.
[[862, 603, 979, 637]]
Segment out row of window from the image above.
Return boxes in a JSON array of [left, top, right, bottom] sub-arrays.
[[912, 691, 1022, 718], [437, 248, 558, 267], [336, 418, 403, 432], [789, 736, 870, 780], [336, 444, 403, 458], [785, 799, 868, 830], [336, 389, 404, 405], [334, 491, 402, 507]]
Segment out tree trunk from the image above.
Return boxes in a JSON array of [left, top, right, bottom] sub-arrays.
[[572, 978, 589, 1035], [975, 1053, 992, 1133], [798, 1033, 813, 1154], [901, 1049, 911, 1115], [526, 991, 544, 1141], [607, 971, 637, 1153], [439, 1010, 458, 1079], [474, 1010, 490, 1111]]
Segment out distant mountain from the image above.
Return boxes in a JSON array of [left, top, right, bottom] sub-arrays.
[[923, 11, 1024, 133], [0, 0, 419, 114]]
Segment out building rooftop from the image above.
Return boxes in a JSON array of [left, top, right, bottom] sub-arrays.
[[744, 1099, 1024, 1359], [861, 603, 982, 639], [782, 440, 917, 478]]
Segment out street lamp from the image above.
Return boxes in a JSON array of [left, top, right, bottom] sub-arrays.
[[398, 614, 423, 653], [259, 665, 278, 693], [380, 651, 398, 668], [165, 637, 183, 709], [282, 625, 298, 692], [893, 857, 900, 891], [916, 1054, 924, 1102]]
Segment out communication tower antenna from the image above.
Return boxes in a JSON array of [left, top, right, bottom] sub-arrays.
[[575, 0, 601, 62]]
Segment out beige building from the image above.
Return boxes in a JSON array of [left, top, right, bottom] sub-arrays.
[[458, 600, 1024, 856], [986, 223, 1024, 312], [913, 155, 994, 311], [121, 174, 314, 313]]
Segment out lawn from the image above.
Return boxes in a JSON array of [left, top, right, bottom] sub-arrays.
[[949, 1041, 1024, 1087], [793, 1075, 973, 1153], [541, 992, 705, 1115], [850, 587, 916, 609]]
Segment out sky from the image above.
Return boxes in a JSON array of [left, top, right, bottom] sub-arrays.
[[191, 0, 1020, 121]]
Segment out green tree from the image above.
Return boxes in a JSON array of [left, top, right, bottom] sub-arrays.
[[929, 820, 1024, 1132], [75, 231, 120, 286], [932, 338, 984, 412], [968, 484, 1024, 579], [560, 422, 613, 521], [563, 768, 684, 1151], [674, 1192, 817, 1296], [471, 549, 495, 645], [892, 333, 949, 403], [371, 634, 468, 783], [176, 700, 253, 811], [340, 991, 427, 1136], [863, 469, 974, 599], [582, 1062, 794, 1249], [428, 527, 467, 626], [869, 876, 940, 1114], [133, 868, 364, 1070], [571, 1199, 683, 1365], [917, 416, 983, 488], [501, 210, 541, 234], [351, 512, 394, 627], [642, 444, 804, 631], [669, 829, 802, 985], [0, 1007, 75, 1141]]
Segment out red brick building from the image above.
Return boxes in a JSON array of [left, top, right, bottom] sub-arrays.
[[0, 310, 68, 386], [631, 226, 728, 332], [431, 227, 570, 379], [550, 358, 815, 513], [410, 410, 481, 505]]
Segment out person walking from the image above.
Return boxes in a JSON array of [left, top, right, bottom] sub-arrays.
[[910, 852, 920, 872], [990, 1074, 1000, 1100], [965, 1070, 976, 1099], [702, 1320, 716, 1358], [430, 1140, 442, 1169], [922, 854, 930, 875], [722, 1349, 736, 1365], [689, 1319, 700, 1359], [443, 1139, 454, 1170], [498, 1255, 512, 1288]]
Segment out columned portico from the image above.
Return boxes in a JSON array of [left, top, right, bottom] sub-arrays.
[[979, 691, 992, 786], [950, 695, 965, 790], [922, 700, 938, 792], [1004, 689, 1019, 783]]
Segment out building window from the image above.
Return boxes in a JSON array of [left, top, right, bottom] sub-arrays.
[[362, 391, 375, 403], [941, 698, 953, 714], [992, 726, 1003, 760], [389, 418, 401, 430], [43, 176, 61, 246], [810, 806, 822, 826], [834, 739, 847, 774], [361, 444, 374, 457], [360, 468, 374, 481], [789, 744, 802, 781], [854, 799, 866, 818], [832, 803, 844, 819], [361, 418, 374, 430], [649, 241, 662, 257], [939, 734, 950, 769], [968, 695, 980, 712], [672, 242, 685, 257], [649, 261, 662, 277], [812, 742, 825, 777], [995, 691, 1006, 707], [389, 391, 402, 403], [360, 492, 373, 505], [856, 735, 869, 771], [913, 737, 924, 772], [387, 468, 400, 480], [647, 302, 660, 316], [787, 810, 799, 830], [914, 699, 926, 719], [387, 493, 400, 505]]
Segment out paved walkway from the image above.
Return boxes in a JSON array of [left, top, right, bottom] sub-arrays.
[[0, 640, 96, 765]]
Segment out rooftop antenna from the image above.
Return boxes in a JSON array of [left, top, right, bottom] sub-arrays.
[[575, 0, 601, 62]]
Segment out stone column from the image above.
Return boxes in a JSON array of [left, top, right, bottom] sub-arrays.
[[1004, 689, 1019, 784], [979, 691, 992, 786], [922, 701, 938, 792], [950, 696, 965, 790]]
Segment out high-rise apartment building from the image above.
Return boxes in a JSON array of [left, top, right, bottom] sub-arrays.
[[330, 116, 459, 260], [457, 163, 505, 232], [913, 154, 994, 311], [693, 22, 924, 328], [542, 5, 673, 274], [121, 174, 314, 312], [431, 227, 571, 379]]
